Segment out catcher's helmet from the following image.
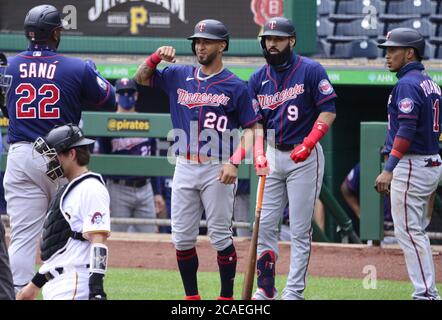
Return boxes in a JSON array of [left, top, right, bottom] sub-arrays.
[[259, 17, 296, 50], [34, 124, 95, 181], [188, 19, 230, 54], [377, 28, 425, 59], [24, 4, 62, 42]]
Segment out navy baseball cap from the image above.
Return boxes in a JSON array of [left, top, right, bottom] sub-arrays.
[[115, 78, 137, 93]]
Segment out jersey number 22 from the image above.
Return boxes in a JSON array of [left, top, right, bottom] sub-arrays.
[[15, 83, 60, 119]]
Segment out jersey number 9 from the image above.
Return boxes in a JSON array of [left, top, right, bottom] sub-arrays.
[[15, 83, 60, 119], [287, 105, 299, 121]]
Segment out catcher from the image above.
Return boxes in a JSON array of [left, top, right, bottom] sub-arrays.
[[16, 124, 110, 300]]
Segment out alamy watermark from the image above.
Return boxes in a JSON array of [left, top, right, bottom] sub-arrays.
[[362, 265, 377, 289], [166, 123, 276, 165]]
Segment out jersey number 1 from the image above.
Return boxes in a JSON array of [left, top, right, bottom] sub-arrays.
[[433, 99, 440, 133], [15, 83, 60, 119]]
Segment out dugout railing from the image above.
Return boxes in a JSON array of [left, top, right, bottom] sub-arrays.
[[0, 111, 359, 243]]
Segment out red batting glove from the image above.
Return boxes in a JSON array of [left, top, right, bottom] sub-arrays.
[[253, 135, 269, 175], [290, 138, 315, 163], [254, 154, 269, 175]]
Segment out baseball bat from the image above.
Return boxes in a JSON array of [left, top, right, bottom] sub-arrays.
[[241, 175, 266, 300]]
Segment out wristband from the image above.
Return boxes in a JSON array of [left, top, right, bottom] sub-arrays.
[[145, 52, 162, 69], [229, 147, 246, 165], [31, 272, 48, 288], [305, 121, 329, 147]]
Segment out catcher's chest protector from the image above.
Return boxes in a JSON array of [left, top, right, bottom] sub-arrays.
[[40, 173, 103, 261]]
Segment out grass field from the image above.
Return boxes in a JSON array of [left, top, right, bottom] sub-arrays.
[[103, 267, 442, 300]]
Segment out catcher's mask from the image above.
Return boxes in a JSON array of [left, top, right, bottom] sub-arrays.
[[33, 124, 95, 181], [0, 53, 12, 107]]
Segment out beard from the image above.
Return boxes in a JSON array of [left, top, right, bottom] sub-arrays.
[[197, 51, 218, 66], [263, 44, 292, 70]]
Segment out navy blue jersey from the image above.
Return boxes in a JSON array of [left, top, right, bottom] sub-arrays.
[[152, 65, 260, 158], [248, 54, 336, 145], [5, 47, 115, 143], [236, 179, 250, 195], [345, 163, 360, 196], [99, 136, 158, 185], [383, 62, 441, 155]]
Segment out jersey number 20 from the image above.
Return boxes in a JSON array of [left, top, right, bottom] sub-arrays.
[[15, 83, 60, 119]]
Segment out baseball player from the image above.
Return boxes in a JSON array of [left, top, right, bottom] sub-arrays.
[[0, 52, 14, 300], [98, 77, 164, 233], [233, 179, 252, 237], [16, 124, 110, 300], [375, 28, 442, 300], [248, 17, 337, 300], [135, 19, 267, 300], [3, 4, 115, 292]]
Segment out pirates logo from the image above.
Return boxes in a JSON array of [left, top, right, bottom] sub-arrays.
[[91, 212, 104, 225]]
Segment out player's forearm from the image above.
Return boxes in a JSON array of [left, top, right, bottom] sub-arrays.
[[316, 111, 336, 129], [135, 62, 156, 86]]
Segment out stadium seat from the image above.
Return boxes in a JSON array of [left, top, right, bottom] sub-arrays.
[[379, 14, 435, 37], [430, 14, 442, 35], [333, 18, 382, 36], [326, 36, 379, 58], [381, 0, 435, 15], [335, 0, 382, 14], [317, 18, 335, 37], [430, 36, 442, 58], [317, 0, 336, 15]]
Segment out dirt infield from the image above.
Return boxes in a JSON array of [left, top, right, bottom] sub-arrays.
[[107, 233, 442, 282]]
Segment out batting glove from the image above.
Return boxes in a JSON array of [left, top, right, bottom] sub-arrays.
[[254, 154, 269, 175], [290, 138, 315, 163]]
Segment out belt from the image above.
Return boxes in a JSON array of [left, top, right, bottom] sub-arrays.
[[44, 265, 90, 281], [271, 143, 299, 151], [184, 154, 216, 163], [110, 178, 147, 188]]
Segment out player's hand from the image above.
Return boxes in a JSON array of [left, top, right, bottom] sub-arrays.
[[219, 163, 238, 184], [290, 140, 313, 163], [16, 283, 39, 300], [156, 46, 176, 63], [154, 195, 166, 214], [254, 154, 269, 176], [374, 170, 393, 194]]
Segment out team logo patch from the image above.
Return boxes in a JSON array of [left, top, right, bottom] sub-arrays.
[[96, 76, 108, 91], [252, 98, 260, 113], [198, 23, 206, 32], [398, 98, 414, 113], [269, 20, 277, 30], [91, 212, 104, 225], [318, 79, 334, 95]]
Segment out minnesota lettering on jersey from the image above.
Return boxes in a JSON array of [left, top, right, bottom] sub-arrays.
[[177, 88, 230, 109], [257, 84, 304, 110]]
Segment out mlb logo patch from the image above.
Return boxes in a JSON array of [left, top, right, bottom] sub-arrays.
[[398, 98, 414, 113], [198, 23, 206, 32], [318, 79, 334, 95]]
